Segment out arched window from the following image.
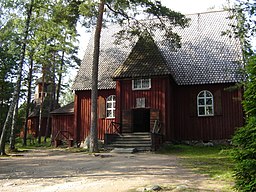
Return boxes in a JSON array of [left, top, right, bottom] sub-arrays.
[[106, 95, 116, 118], [197, 90, 214, 116]]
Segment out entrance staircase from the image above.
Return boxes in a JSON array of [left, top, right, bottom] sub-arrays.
[[105, 132, 152, 152]]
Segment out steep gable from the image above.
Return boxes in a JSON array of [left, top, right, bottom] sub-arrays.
[[113, 35, 170, 79]]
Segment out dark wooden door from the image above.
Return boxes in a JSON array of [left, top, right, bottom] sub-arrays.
[[132, 108, 150, 132]]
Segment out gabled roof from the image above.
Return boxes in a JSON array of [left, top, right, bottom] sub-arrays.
[[113, 35, 171, 79], [50, 102, 74, 115], [72, 10, 243, 91]]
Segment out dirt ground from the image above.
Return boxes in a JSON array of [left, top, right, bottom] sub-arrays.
[[0, 149, 232, 192]]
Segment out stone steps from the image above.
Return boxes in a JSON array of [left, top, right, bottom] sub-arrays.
[[105, 132, 152, 152]]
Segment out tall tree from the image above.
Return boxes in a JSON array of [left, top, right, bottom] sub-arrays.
[[23, 49, 34, 146], [79, 0, 189, 152], [88, 0, 105, 153], [0, 0, 34, 155], [231, 0, 256, 191], [0, 0, 81, 149]]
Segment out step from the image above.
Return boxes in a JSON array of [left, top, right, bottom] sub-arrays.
[[110, 148, 137, 153], [106, 146, 151, 152], [115, 137, 151, 141], [111, 140, 151, 144], [105, 132, 153, 151], [122, 132, 151, 136], [109, 143, 152, 148]]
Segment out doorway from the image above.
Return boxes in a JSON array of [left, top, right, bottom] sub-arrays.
[[132, 108, 150, 132]]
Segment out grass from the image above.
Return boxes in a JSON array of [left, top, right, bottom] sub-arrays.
[[158, 144, 235, 182], [5, 137, 53, 154]]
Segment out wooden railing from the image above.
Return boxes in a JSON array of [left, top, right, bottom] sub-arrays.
[[54, 130, 74, 147], [107, 121, 122, 136]]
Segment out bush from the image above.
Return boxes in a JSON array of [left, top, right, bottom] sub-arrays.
[[232, 116, 256, 192]]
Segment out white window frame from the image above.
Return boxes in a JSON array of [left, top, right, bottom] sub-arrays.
[[136, 97, 146, 108], [132, 79, 151, 90], [197, 90, 214, 117], [106, 95, 116, 118]]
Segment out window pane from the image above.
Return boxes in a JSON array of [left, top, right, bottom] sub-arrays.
[[206, 106, 213, 115], [205, 91, 212, 97], [107, 110, 113, 117], [199, 92, 205, 97], [107, 102, 112, 108], [198, 99, 205, 105], [142, 79, 149, 88], [206, 98, 212, 105], [134, 80, 141, 89], [198, 107, 205, 115]]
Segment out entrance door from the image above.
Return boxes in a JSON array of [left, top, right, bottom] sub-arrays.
[[132, 108, 150, 132]]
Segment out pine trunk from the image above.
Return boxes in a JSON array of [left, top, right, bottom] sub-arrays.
[[56, 50, 64, 107], [89, 0, 105, 153], [9, 104, 18, 151], [0, 0, 34, 155], [38, 71, 45, 144], [23, 51, 34, 146]]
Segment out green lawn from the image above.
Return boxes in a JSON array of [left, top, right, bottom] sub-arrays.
[[158, 144, 235, 182], [5, 137, 52, 153]]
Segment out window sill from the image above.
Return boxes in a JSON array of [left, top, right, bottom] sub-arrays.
[[198, 115, 214, 117], [106, 117, 115, 119], [132, 88, 151, 91]]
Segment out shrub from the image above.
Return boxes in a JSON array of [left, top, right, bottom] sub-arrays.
[[232, 116, 256, 192]]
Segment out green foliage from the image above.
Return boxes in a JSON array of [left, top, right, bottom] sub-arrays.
[[14, 137, 52, 150], [231, 1, 256, 191], [232, 116, 256, 192], [79, 0, 189, 47], [243, 55, 256, 115]]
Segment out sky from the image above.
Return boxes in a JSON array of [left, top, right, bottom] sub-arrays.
[[77, 0, 234, 59]]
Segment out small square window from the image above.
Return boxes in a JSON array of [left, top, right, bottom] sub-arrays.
[[132, 79, 151, 90], [136, 98, 146, 108]]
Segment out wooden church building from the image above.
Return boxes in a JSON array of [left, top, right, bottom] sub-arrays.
[[70, 10, 244, 147]]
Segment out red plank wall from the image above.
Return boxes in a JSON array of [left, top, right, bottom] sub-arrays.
[[117, 77, 173, 139], [75, 89, 116, 142], [174, 84, 244, 140]]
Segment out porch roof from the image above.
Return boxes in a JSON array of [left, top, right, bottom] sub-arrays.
[[50, 102, 74, 115]]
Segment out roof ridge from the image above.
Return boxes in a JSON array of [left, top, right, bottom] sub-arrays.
[[101, 10, 229, 28], [185, 9, 229, 16]]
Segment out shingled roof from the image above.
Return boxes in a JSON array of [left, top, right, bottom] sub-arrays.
[[72, 10, 243, 90], [50, 102, 74, 115], [113, 35, 171, 79]]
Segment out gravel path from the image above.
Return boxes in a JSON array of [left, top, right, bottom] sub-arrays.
[[0, 149, 232, 192]]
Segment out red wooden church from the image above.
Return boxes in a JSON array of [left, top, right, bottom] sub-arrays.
[[61, 11, 244, 149]]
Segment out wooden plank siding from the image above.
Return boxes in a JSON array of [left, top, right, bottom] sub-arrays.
[[117, 76, 173, 139], [74, 80, 243, 143], [51, 115, 74, 140], [173, 84, 244, 140], [75, 89, 116, 142]]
